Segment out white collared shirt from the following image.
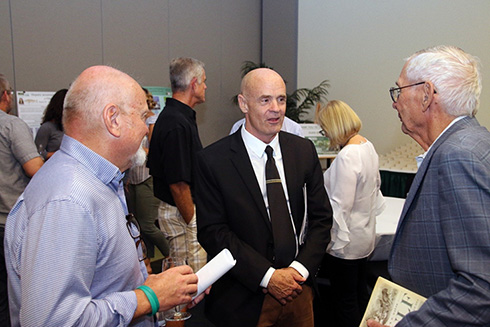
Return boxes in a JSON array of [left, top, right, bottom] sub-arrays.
[[240, 126, 308, 287], [416, 116, 467, 168]]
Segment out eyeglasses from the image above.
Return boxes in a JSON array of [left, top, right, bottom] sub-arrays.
[[2, 89, 14, 96], [389, 82, 425, 103], [126, 213, 148, 262]]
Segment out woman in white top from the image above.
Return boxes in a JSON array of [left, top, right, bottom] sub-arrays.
[[316, 100, 385, 327]]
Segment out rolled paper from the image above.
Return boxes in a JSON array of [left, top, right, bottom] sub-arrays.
[[193, 248, 236, 300]]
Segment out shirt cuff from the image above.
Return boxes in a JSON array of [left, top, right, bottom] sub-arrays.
[[289, 260, 309, 280], [260, 267, 275, 288]]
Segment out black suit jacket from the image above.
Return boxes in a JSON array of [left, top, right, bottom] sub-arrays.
[[195, 130, 332, 327]]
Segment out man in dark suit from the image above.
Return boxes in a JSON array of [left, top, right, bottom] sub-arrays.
[[195, 68, 332, 327], [368, 46, 490, 327]]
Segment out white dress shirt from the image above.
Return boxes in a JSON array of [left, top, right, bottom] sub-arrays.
[[240, 126, 309, 287]]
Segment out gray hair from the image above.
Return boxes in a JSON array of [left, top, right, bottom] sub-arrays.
[[0, 74, 11, 92], [405, 45, 481, 117], [169, 57, 205, 93]]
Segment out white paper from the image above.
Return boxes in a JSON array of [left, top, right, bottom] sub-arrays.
[[193, 248, 236, 299]]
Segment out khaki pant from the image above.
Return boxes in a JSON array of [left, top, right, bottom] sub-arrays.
[[157, 202, 207, 272], [256, 284, 314, 327]]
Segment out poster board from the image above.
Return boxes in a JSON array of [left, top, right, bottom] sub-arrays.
[[300, 123, 333, 155], [16, 91, 55, 137], [145, 86, 172, 116]]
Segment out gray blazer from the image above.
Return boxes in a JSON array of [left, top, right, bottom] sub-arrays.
[[389, 116, 490, 326]]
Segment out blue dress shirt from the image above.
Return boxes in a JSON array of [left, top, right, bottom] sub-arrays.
[[4, 135, 153, 326]]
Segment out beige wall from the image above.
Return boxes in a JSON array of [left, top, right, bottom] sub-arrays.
[[5, 0, 486, 153], [1, 0, 262, 147], [298, 0, 490, 154]]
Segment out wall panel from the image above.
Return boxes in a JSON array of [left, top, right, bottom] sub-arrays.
[[0, 1, 14, 85], [11, 0, 102, 91], [298, 0, 490, 154], [1, 0, 262, 146], [102, 0, 169, 86]]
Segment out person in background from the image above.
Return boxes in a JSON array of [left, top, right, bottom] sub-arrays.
[[368, 46, 490, 326], [148, 57, 207, 272], [125, 87, 170, 273], [230, 115, 304, 137], [34, 88, 67, 159], [195, 68, 332, 327], [316, 100, 385, 327], [4, 66, 204, 326], [0, 73, 43, 326]]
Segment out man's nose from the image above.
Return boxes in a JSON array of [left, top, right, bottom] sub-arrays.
[[270, 100, 280, 111]]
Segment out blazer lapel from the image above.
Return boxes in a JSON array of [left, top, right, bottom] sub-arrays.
[[230, 130, 272, 231], [397, 117, 473, 227], [279, 133, 303, 233]]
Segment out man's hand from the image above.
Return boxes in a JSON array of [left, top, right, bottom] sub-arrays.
[[187, 285, 211, 309], [366, 319, 390, 327], [144, 265, 198, 311], [169, 182, 194, 224], [265, 267, 305, 305]]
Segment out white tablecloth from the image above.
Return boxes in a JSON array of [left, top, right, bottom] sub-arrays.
[[369, 197, 405, 261]]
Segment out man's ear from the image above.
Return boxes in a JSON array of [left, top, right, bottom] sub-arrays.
[[190, 77, 198, 91], [103, 103, 122, 137], [422, 82, 435, 112], [237, 94, 248, 114]]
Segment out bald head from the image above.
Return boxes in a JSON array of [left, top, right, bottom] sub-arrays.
[[240, 68, 286, 98], [238, 68, 287, 143], [62, 65, 149, 171], [63, 65, 144, 135]]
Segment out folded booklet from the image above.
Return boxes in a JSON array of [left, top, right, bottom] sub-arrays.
[[359, 277, 426, 327], [193, 248, 236, 300]]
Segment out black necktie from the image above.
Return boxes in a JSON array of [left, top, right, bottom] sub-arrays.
[[265, 145, 296, 268]]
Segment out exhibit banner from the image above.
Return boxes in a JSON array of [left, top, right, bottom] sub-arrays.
[[16, 91, 55, 137], [145, 86, 172, 116], [300, 123, 333, 155]]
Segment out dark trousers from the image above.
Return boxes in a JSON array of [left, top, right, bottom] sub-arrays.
[[324, 253, 369, 327], [0, 225, 10, 327]]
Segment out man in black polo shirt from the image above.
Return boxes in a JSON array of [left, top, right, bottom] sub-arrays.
[[148, 57, 207, 272]]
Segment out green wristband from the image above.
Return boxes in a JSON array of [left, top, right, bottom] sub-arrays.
[[137, 285, 159, 316]]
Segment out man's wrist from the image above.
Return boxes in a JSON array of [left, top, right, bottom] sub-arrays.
[[134, 288, 153, 317], [260, 267, 275, 288], [137, 285, 159, 316], [289, 261, 309, 280]]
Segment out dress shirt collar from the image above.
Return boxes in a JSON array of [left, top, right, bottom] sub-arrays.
[[415, 115, 467, 168], [59, 135, 125, 194], [240, 123, 281, 158], [166, 97, 197, 121]]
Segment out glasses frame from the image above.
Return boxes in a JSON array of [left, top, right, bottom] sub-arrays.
[[126, 213, 148, 262], [389, 81, 425, 103], [2, 89, 14, 96]]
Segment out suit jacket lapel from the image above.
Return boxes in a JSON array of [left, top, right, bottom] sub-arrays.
[[397, 117, 473, 228], [230, 130, 272, 231], [279, 132, 302, 233]]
